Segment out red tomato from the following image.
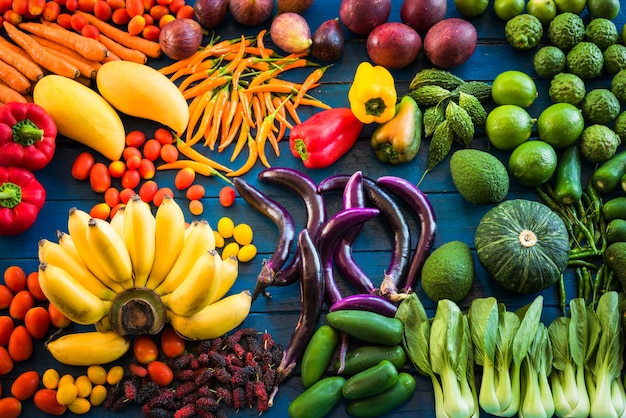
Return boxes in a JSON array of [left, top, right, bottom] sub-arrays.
[[106, 0, 123, 9], [71, 152, 95, 181], [152, 187, 173, 206], [188, 199, 203, 216], [123, 146, 142, 161], [41, 0, 60, 20], [0, 346, 14, 375], [142, 12, 153, 26], [33, 389, 67, 415], [8, 325, 32, 362], [174, 167, 195, 190], [104, 187, 121, 208], [127, 13, 145, 35], [138, 158, 155, 179], [158, 13, 174, 28], [92, 0, 111, 20], [219, 186, 236, 207], [142, 139, 162, 161], [64, 0, 78, 11], [0, 284, 12, 309], [0, 315, 15, 345], [133, 335, 158, 364], [0, 0, 12, 14], [110, 203, 125, 220], [69, 11, 87, 30], [121, 169, 141, 190], [160, 326, 185, 358], [55, 12, 72, 28], [160, 143, 178, 163], [9, 290, 34, 320], [3, 265, 26, 293], [80, 23, 100, 38], [47, 304, 71, 329], [11, 370, 39, 400], [24, 306, 50, 340], [148, 6, 168, 22], [0, 397, 21, 418], [89, 162, 112, 194], [142, 0, 153, 10], [125, 154, 141, 170], [11, 0, 28, 15], [186, 184, 205, 201], [147, 360, 173, 386], [111, 7, 130, 24], [76, 0, 96, 11], [125, 130, 146, 148], [168, 0, 184, 13], [108, 160, 126, 179], [142, 23, 160, 41], [175, 3, 193, 18], [138, 180, 158, 203], [119, 188, 136, 204], [26, 271, 46, 302], [90, 202, 111, 220], [125, 0, 143, 16]]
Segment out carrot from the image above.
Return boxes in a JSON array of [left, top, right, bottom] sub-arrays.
[[77, 11, 161, 59], [3, 22, 81, 79], [0, 81, 28, 103], [0, 60, 31, 94], [97, 34, 147, 64], [0, 37, 43, 82], [18, 21, 108, 62], [31, 35, 100, 78]]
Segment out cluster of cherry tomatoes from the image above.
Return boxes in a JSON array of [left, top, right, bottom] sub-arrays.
[[0, 0, 195, 42]]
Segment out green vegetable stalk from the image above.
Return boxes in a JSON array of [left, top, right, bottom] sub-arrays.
[[370, 95, 422, 164], [519, 323, 554, 418]]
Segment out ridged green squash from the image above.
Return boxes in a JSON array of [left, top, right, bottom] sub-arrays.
[[474, 199, 569, 293]]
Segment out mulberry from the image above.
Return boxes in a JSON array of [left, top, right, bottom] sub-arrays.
[[173, 403, 196, 418]]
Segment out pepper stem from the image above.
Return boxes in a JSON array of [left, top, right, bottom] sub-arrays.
[[294, 139, 308, 161], [364, 97, 387, 117], [0, 182, 22, 209], [13, 119, 44, 146], [379, 144, 399, 161]]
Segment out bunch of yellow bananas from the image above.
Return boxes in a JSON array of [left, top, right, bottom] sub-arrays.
[[37, 194, 252, 366]]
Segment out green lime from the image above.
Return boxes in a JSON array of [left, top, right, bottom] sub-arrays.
[[553, 0, 586, 14], [526, 0, 558, 25], [533, 46, 566, 78], [537, 103, 584, 149], [486, 105, 536, 150], [454, 0, 489, 17], [587, 0, 620, 19], [494, 0, 525, 20], [508, 141, 557, 187], [492, 70, 538, 108]]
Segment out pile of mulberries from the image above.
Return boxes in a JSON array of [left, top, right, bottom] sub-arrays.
[[104, 328, 283, 417]]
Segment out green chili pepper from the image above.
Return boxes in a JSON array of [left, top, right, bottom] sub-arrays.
[[300, 325, 340, 388]]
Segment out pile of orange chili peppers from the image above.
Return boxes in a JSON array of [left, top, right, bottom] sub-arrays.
[[158, 30, 331, 178]]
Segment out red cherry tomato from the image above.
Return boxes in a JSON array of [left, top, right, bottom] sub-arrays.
[[108, 160, 127, 178], [26, 271, 46, 302], [0, 346, 14, 375], [33, 389, 67, 415], [121, 169, 141, 190], [11, 370, 39, 401], [71, 151, 95, 181], [138, 180, 158, 203], [160, 326, 185, 358], [159, 143, 178, 163], [0, 315, 15, 346], [0, 284, 12, 309], [174, 167, 195, 190], [154, 127, 173, 145], [147, 360, 173, 386], [89, 162, 112, 193], [9, 290, 34, 320], [24, 306, 50, 340], [3, 265, 26, 293], [138, 158, 155, 179], [47, 304, 71, 329], [133, 335, 159, 364], [0, 397, 21, 418], [8, 325, 32, 362], [152, 187, 174, 206], [125, 130, 146, 148], [219, 186, 236, 207]]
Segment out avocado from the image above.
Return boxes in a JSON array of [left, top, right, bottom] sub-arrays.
[[450, 148, 510, 205], [605, 242, 626, 292], [421, 240, 474, 303]]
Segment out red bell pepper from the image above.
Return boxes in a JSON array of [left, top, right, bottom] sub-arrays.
[[0, 102, 57, 171], [289, 108, 363, 169], [0, 166, 46, 236]]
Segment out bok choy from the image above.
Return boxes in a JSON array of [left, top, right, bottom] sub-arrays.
[[519, 323, 554, 418]]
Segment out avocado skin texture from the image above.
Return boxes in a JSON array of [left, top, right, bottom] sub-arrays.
[[450, 149, 509, 205], [605, 241, 626, 291]]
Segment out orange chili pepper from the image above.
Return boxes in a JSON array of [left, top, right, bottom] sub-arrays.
[[175, 135, 233, 174], [205, 86, 230, 149], [293, 65, 331, 109], [227, 133, 258, 177], [230, 117, 250, 162], [182, 75, 231, 100]]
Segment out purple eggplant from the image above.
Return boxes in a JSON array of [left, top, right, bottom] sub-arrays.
[[233, 177, 296, 301], [376, 175, 437, 296], [269, 228, 324, 407], [329, 293, 398, 317], [258, 167, 327, 289]]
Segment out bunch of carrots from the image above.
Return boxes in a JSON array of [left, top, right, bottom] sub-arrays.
[[0, 11, 161, 103], [158, 30, 331, 178]]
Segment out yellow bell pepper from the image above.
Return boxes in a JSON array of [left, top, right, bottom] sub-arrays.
[[348, 62, 397, 124]]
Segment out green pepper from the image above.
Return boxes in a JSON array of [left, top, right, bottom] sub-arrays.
[[287, 376, 345, 418], [326, 309, 403, 345], [345, 372, 417, 417], [335, 344, 406, 375], [553, 144, 583, 205], [342, 359, 399, 400], [371, 95, 422, 164], [300, 325, 340, 388]]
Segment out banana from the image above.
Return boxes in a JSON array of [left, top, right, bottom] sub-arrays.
[[38, 239, 117, 301], [57, 228, 125, 294], [124, 195, 155, 288], [167, 290, 252, 340], [155, 219, 215, 295], [96, 60, 189, 135], [145, 195, 186, 290], [46, 330, 130, 366], [205, 255, 239, 306], [161, 250, 216, 317], [38, 263, 110, 325], [32, 75, 126, 161], [86, 217, 134, 288], [67, 208, 117, 287], [109, 205, 126, 239]]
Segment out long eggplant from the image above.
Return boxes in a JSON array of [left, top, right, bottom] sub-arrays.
[[329, 293, 398, 318], [269, 228, 324, 407], [258, 167, 326, 289], [376, 175, 437, 296], [233, 177, 296, 301]]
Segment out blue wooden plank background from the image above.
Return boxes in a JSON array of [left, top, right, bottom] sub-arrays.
[[1, 0, 625, 416]]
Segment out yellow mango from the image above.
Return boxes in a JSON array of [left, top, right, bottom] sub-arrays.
[[33, 75, 126, 161], [96, 60, 189, 135]]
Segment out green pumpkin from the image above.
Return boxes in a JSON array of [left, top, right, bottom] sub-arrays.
[[474, 199, 570, 293]]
